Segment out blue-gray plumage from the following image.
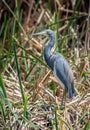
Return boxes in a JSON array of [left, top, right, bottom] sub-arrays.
[[33, 29, 76, 99]]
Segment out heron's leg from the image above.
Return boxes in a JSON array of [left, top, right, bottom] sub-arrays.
[[60, 88, 66, 110]]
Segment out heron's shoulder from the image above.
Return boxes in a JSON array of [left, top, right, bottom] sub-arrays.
[[50, 52, 63, 58], [50, 53, 67, 65], [54, 53, 67, 61]]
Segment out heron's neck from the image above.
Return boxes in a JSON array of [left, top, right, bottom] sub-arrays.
[[44, 36, 55, 69]]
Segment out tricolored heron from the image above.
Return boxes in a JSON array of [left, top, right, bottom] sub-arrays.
[[32, 29, 76, 108]]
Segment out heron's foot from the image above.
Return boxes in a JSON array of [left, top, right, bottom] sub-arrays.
[[60, 100, 65, 110], [60, 103, 65, 110]]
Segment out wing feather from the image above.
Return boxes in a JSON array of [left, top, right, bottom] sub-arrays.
[[54, 54, 75, 98]]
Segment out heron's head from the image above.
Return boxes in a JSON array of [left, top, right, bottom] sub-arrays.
[[45, 29, 55, 37], [31, 29, 55, 38]]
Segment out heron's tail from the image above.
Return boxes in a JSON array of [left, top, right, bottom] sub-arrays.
[[68, 82, 77, 98]]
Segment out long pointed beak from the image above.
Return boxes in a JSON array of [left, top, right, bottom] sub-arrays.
[[31, 31, 47, 37]]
